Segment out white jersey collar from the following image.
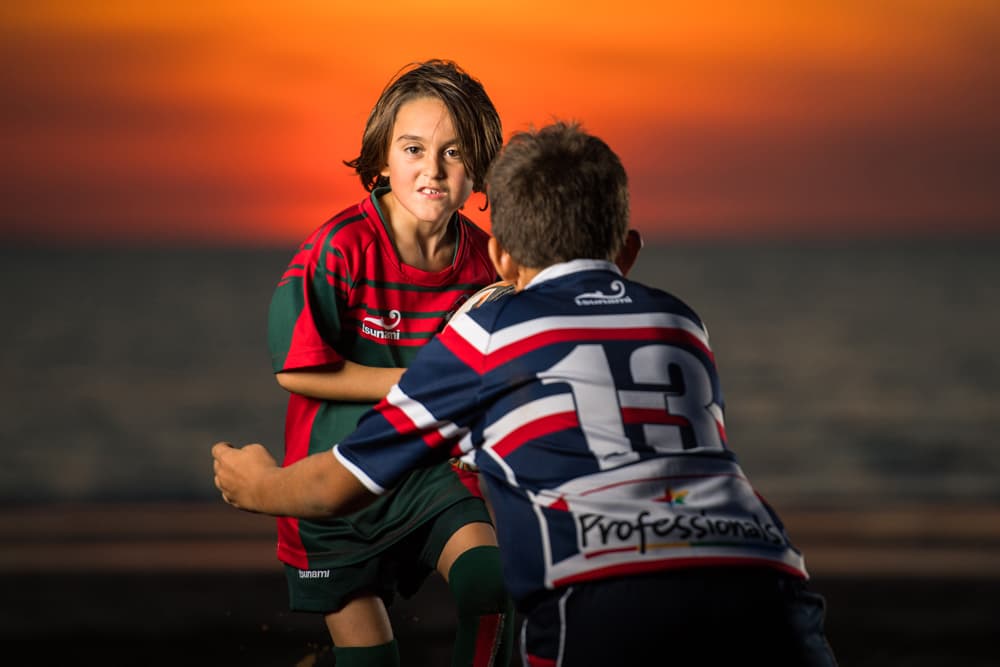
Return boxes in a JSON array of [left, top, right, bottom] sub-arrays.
[[526, 259, 622, 290]]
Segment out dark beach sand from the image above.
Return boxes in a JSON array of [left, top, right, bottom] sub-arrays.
[[2, 503, 998, 666]]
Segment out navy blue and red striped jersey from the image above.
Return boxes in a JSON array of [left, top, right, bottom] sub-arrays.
[[335, 259, 807, 603]]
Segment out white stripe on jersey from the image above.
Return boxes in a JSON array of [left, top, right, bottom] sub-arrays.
[[482, 393, 576, 486], [448, 312, 491, 351], [385, 383, 469, 442], [453, 311, 710, 356], [529, 490, 557, 594]]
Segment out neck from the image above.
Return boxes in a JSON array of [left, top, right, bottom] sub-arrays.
[[513, 266, 543, 291], [379, 191, 457, 271]]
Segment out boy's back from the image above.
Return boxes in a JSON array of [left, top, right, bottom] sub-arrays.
[[338, 258, 806, 604]]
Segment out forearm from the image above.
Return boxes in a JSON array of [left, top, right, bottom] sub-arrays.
[[276, 361, 405, 402], [213, 443, 376, 519], [259, 455, 373, 518]]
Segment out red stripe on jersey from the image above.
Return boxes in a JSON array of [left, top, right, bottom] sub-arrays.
[[276, 395, 320, 568], [621, 407, 690, 427], [551, 557, 804, 589], [420, 425, 452, 450], [374, 397, 455, 451], [439, 327, 486, 374], [376, 400, 418, 437], [451, 463, 485, 499], [282, 302, 343, 370], [484, 327, 713, 373], [493, 411, 579, 458]]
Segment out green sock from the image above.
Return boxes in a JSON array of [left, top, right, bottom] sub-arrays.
[[448, 545, 515, 667], [332, 639, 400, 667]]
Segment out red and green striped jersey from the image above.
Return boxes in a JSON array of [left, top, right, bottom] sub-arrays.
[[267, 189, 497, 568]]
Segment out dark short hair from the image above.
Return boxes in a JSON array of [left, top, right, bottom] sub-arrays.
[[345, 59, 503, 196], [487, 122, 629, 267]]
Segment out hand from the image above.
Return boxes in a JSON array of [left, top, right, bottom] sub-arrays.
[[212, 441, 278, 512]]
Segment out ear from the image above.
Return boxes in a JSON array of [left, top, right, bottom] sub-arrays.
[[488, 237, 519, 282], [614, 228, 643, 276]]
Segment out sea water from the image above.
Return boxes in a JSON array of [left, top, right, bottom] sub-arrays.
[[2, 239, 998, 509]]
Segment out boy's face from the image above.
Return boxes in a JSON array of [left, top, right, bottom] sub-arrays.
[[380, 96, 473, 228]]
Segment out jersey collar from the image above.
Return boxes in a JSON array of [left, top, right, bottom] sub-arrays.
[[526, 259, 621, 290]]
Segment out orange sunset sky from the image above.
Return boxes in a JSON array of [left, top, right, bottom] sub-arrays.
[[1, 1, 997, 246]]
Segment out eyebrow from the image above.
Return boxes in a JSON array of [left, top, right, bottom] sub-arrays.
[[395, 134, 459, 144]]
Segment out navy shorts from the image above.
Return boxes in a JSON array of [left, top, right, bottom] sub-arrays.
[[519, 567, 838, 666]]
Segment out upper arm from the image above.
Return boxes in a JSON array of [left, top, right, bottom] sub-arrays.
[[275, 363, 404, 402], [268, 233, 347, 374]]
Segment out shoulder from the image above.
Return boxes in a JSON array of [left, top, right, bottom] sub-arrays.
[[457, 213, 491, 244], [446, 281, 516, 325], [300, 197, 381, 263], [455, 214, 494, 276], [319, 197, 379, 243], [633, 280, 706, 326]]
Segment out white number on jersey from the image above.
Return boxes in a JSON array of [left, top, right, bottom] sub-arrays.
[[541, 343, 724, 468]]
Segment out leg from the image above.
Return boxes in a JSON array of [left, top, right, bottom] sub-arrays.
[[324, 595, 400, 667], [323, 594, 394, 647], [285, 561, 401, 667], [432, 513, 514, 667], [437, 520, 498, 577]]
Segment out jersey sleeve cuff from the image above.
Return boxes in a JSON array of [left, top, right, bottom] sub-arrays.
[[332, 445, 386, 495]]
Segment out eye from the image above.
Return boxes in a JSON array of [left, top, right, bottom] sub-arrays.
[[445, 147, 462, 159], [403, 145, 422, 155]]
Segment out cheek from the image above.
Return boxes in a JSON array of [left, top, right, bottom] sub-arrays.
[[456, 179, 474, 202], [454, 167, 474, 192]]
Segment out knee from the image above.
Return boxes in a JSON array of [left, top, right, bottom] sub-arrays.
[[447, 546, 511, 615]]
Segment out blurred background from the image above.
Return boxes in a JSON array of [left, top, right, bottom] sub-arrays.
[[1, 2, 998, 665]]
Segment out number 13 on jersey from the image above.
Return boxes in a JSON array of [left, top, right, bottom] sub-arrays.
[[539, 343, 726, 470]]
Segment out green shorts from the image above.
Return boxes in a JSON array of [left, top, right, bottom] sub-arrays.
[[284, 496, 492, 613]]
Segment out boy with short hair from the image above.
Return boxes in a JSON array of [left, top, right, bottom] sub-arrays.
[[214, 122, 837, 665]]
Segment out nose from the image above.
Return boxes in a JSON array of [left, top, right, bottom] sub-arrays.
[[422, 152, 446, 179]]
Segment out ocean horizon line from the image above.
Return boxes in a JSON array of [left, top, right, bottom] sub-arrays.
[[2, 230, 999, 253]]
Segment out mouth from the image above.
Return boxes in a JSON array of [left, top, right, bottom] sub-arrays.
[[419, 187, 445, 196]]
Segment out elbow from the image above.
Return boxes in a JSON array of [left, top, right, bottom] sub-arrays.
[[305, 489, 375, 520], [275, 372, 294, 393], [302, 457, 379, 519], [336, 491, 378, 516]]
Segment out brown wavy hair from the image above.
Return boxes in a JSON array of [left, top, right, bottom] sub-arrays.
[[344, 59, 503, 202]]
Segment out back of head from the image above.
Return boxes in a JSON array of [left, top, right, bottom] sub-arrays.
[[347, 59, 503, 194], [487, 122, 629, 268]]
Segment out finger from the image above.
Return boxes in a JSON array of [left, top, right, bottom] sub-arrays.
[[212, 441, 234, 458]]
